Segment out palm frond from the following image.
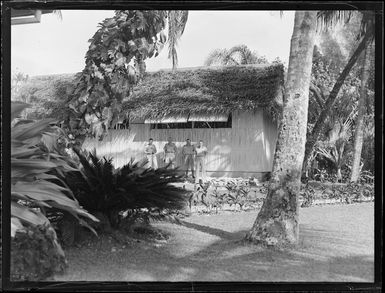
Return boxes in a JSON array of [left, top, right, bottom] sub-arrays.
[[205, 44, 268, 66], [167, 10, 189, 70], [228, 45, 255, 64], [317, 10, 375, 43], [11, 102, 30, 121], [52, 10, 62, 21], [65, 149, 188, 225], [204, 49, 227, 66], [317, 10, 353, 33]]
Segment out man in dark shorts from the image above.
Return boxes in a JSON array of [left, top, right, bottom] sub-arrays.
[[182, 138, 195, 178], [163, 136, 177, 168]]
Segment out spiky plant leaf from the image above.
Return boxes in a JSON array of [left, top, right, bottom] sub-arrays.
[[11, 102, 99, 238]]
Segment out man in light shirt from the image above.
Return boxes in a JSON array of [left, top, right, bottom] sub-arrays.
[[182, 138, 195, 178], [195, 140, 208, 182], [163, 136, 177, 168], [144, 138, 158, 169]]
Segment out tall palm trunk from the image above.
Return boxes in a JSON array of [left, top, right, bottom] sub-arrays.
[[246, 11, 317, 246], [350, 43, 372, 182], [302, 30, 372, 175]]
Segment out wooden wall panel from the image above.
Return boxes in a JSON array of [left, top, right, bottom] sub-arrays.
[[83, 110, 278, 177]]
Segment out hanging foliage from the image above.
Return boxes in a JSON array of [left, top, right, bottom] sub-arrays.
[[65, 10, 169, 141]]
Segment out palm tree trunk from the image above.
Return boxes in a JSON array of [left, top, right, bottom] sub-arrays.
[[350, 43, 372, 182], [302, 31, 372, 176], [246, 11, 317, 246]]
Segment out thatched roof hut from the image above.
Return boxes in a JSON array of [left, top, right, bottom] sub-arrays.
[[16, 64, 284, 178], [82, 64, 284, 178]]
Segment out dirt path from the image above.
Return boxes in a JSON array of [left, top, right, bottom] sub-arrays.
[[55, 203, 374, 282]]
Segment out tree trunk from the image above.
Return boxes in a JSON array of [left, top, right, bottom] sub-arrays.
[[350, 43, 372, 182], [302, 31, 372, 176], [336, 165, 342, 183], [245, 11, 317, 246]]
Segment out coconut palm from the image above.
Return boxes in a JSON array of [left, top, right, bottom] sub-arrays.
[[246, 11, 319, 246], [246, 10, 375, 246], [204, 45, 269, 66], [303, 10, 375, 174], [350, 41, 374, 182], [167, 10, 189, 70]]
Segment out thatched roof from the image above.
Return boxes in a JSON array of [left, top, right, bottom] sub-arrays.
[[124, 64, 284, 120], [15, 64, 284, 121]]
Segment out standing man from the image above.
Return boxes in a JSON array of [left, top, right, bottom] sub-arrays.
[[182, 138, 195, 178], [144, 138, 158, 169], [195, 140, 208, 182], [163, 136, 177, 168]]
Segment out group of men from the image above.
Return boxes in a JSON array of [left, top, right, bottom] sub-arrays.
[[144, 137, 208, 181]]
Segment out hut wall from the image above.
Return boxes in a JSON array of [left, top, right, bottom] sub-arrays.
[[82, 110, 278, 178]]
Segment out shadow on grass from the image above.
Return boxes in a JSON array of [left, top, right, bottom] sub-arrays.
[[57, 219, 374, 282], [177, 220, 245, 240]]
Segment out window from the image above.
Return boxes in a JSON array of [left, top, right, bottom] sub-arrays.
[[151, 122, 193, 129], [150, 113, 232, 129]]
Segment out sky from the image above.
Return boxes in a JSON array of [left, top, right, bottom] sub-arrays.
[[11, 10, 295, 77]]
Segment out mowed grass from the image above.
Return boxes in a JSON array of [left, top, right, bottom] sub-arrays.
[[54, 202, 374, 282]]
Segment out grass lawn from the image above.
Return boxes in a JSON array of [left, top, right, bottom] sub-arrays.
[[54, 202, 374, 282]]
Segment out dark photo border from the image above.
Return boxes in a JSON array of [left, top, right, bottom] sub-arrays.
[[1, 1, 383, 291]]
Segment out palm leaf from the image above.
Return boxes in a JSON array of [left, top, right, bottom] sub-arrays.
[[11, 102, 30, 121], [167, 10, 189, 70], [317, 11, 353, 33], [11, 201, 49, 226], [12, 118, 56, 141], [11, 102, 99, 234]]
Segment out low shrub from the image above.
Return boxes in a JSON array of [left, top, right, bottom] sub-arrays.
[[188, 178, 374, 212], [299, 181, 374, 208], [189, 179, 256, 212], [300, 184, 315, 207], [11, 224, 67, 281], [225, 180, 251, 210]]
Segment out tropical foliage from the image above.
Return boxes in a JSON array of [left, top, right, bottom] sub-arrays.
[[60, 149, 189, 230], [60, 10, 188, 142], [11, 102, 98, 237], [11, 71, 29, 103], [204, 45, 269, 66], [303, 10, 375, 174], [11, 224, 67, 281], [305, 12, 375, 181], [167, 10, 189, 69], [11, 73, 75, 122], [315, 106, 356, 182]]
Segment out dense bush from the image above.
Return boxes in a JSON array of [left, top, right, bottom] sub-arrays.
[[11, 224, 67, 281], [61, 149, 189, 232]]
